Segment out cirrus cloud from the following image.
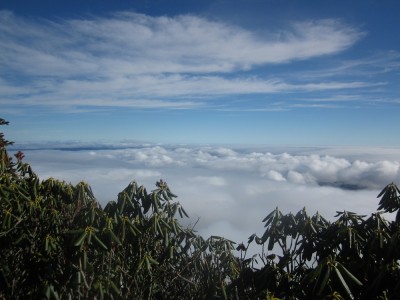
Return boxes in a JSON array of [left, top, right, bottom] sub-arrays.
[[0, 10, 367, 111], [0, 12, 363, 76]]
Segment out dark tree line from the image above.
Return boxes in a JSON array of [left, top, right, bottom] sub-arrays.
[[1, 118, 400, 299]]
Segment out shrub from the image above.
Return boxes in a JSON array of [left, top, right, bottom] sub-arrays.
[[1, 118, 400, 299]]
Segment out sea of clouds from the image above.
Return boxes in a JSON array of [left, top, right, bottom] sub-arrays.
[[17, 144, 400, 246]]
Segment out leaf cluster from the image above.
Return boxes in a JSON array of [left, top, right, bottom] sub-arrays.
[[233, 189, 400, 299]]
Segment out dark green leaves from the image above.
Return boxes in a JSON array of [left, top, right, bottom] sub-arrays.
[[378, 183, 400, 215]]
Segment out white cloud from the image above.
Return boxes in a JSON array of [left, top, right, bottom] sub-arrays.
[[287, 170, 309, 184], [39, 14, 361, 75], [20, 144, 400, 244], [298, 51, 400, 80], [266, 170, 286, 182], [0, 11, 367, 111], [189, 176, 227, 187]]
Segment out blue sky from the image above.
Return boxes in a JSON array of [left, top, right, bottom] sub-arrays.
[[1, 0, 400, 146]]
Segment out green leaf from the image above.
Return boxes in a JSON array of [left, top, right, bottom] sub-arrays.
[[49, 285, 60, 300], [127, 222, 139, 236], [45, 235, 50, 251], [337, 263, 363, 286], [109, 280, 121, 295], [45, 285, 51, 299], [267, 236, 275, 251], [152, 194, 159, 212], [145, 257, 151, 272], [334, 267, 353, 299], [262, 209, 276, 223], [167, 190, 178, 198], [137, 258, 145, 272], [180, 206, 189, 218], [178, 207, 183, 218], [93, 234, 108, 250], [248, 233, 256, 244], [221, 282, 228, 300], [148, 256, 159, 265], [74, 232, 87, 247], [377, 185, 388, 198], [164, 229, 169, 247], [171, 220, 178, 234], [317, 266, 330, 296], [160, 218, 171, 230], [108, 229, 121, 245]]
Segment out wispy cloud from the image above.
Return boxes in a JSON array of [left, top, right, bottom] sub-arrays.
[[1, 13, 363, 75], [0, 11, 369, 111], [296, 51, 400, 80]]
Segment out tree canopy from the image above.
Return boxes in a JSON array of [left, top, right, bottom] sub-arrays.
[[1, 118, 400, 299]]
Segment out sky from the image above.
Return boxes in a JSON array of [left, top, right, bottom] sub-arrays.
[[1, 0, 400, 145], [1, 1, 400, 246]]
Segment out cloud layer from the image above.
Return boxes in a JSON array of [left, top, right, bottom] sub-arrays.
[[20, 144, 400, 244], [1, 12, 362, 75], [0, 11, 368, 111]]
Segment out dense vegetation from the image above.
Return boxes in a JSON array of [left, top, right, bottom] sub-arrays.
[[1, 118, 400, 299]]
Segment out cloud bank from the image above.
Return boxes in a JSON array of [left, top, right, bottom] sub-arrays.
[[19, 144, 400, 244]]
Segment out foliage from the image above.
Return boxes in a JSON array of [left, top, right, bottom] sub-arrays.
[[0, 119, 238, 299], [232, 188, 400, 299], [1, 118, 400, 299]]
